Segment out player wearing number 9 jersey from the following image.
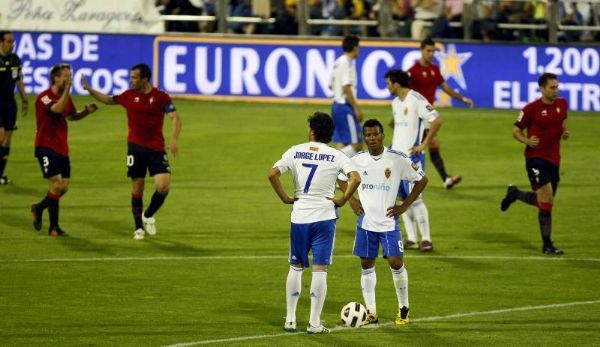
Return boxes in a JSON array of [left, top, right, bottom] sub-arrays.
[[268, 111, 360, 334]]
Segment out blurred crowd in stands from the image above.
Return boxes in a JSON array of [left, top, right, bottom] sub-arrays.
[[155, 0, 600, 42]]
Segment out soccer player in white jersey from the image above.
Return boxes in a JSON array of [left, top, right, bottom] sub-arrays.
[[268, 112, 361, 334], [340, 119, 428, 325], [329, 35, 363, 157], [386, 69, 442, 252]]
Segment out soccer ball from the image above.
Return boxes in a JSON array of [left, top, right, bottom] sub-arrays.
[[340, 301, 367, 328]]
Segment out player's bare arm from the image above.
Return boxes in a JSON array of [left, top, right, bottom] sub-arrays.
[[68, 104, 98, 121], [412, 116, 442, 155], [343, 84, 363, 121], [337, 179, 364, 216], [513, 126, 539, 148], [81, 75, 116, 105], [329, 171, 361, 207], [386, 175, 428, 217], [268, 167, 297, 204], [441, 82, 474, 108], [49, 77, 72, 114], [167, 111, 181, 157], [17, 71, 27, 117]]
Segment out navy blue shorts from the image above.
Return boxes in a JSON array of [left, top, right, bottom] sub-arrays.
[[526, 157, 559, 193], [353, 227, 404, 259], [289, 219, 336, 267], [331, 102, 362, 144], [0, 100, 17, 131], [35, 147, 71, 179]]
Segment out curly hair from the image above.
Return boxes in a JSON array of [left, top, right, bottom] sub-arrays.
[[308, 112, 335, 143]]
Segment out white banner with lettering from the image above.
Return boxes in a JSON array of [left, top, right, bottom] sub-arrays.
[[0, 0, 164, 34]]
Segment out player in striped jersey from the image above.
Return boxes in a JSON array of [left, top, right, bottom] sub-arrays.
[[268, 111, 360, 334]]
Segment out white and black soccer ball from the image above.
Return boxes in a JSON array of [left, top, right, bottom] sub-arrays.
[[340, 301, 367, 328]]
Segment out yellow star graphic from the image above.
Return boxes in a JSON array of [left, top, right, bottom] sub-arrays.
[[436, 44, 472, 90]]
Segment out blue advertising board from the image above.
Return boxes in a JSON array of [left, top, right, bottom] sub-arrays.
[[13, 33, 600, 111], [14, 32, 154, 96]]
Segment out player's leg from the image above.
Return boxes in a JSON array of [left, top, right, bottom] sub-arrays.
[[47, 175, 69, 237], [428, 136, 461, 189], [0, 102, 16, 184], [127, 151, 147, 239], [307, 220, 335, 333], [285, 222, 310, 332], [407, 157, 433, 251], [536, 182, 557, 251], [145, 173, 170, 218], [398, 181, 419, 247], [501, 159, 543, 211], [354, 227, 379, 323], [131, 178, 145, 240], [0, 130, 13, 184], [411, 199, 432, 251], [142, 152, 171, 236], [381, 230, 410, 324]]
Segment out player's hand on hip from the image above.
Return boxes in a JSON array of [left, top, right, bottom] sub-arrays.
[[562, 130, 570, 140], [527, 136, 540, 148], [410, 144, 424, 156], [282, 196, 297, 204], [386, 204, 407, 218], [328, 196, 347, 208]]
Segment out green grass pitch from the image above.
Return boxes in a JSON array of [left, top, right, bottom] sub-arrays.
[[1, 97, 599, 346]]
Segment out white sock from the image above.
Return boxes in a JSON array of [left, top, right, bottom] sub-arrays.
[[391, 265, 409, 309], [340, 145, 357, 157], [412, 200, 431, 242], [361, 267, 377, 314], [285, 266, 303, 323], [401, 206, 418, 243], [309, 270, 328, 327]]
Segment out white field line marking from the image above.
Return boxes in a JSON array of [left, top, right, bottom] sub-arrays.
[[164, 299, 600, 347], [1, 254, 599, 263]]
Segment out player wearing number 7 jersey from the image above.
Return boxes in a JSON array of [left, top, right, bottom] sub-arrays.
[[268, 111, 361, 334]]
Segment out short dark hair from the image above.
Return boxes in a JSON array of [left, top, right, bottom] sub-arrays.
[[363, 119, 384, 135], [538, 72, 558, 87], [308, 112, 335, 143], [132, 63, 152, 81], [420, 37, 435, 49], [342, 35, 360, 53], [385, 69, 410, 88], [0, 31, 12, 42], [49, 64, 71, 85]]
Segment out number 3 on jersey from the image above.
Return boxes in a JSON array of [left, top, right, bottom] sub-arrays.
[[301, 163, 318, 193]]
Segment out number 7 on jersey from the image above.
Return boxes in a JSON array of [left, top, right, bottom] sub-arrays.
[[301, 163, 318, 193]]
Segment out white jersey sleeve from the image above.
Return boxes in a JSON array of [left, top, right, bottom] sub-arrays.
[[413, 91, 439, 124], [273, 142, 355, 224]]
